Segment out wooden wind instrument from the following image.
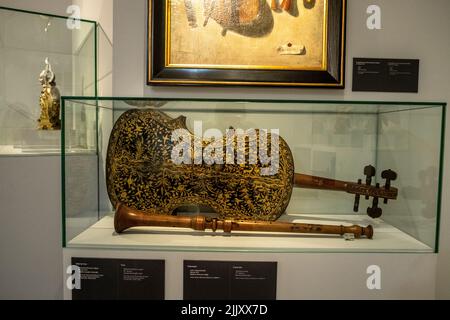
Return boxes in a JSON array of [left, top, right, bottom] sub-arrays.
[[114, 203, 374, 239]]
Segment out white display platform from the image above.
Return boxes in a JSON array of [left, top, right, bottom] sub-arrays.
[[0, 146, 96, 156], [67, 214, 432, 253]]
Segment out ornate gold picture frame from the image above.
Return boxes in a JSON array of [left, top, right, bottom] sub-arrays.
[[148, 0, 346, 87]]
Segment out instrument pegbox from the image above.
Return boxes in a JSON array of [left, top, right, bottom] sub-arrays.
[[353, 165, 375, 213], [354, 167, 398, 219], [381, 169, 398, 204]]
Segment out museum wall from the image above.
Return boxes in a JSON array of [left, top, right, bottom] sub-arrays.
[[113, 0, 450, 299]]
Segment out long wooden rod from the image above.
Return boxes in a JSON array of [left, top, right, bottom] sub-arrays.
[[293, 173, 349, 191], [293, 173, 398, 200]]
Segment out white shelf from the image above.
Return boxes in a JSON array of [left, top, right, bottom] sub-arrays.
[[67, 214, 432, 253], [0, 146, 96, 156]]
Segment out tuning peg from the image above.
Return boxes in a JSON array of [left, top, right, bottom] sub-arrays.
[[382, 169, 398, 204], [364, 165, 376, 182], [353, 179, 362, 212], [367, 204, 383, 219], [364, 165, 376, 199], [367, 183, 383, 218], [382, 169, 397, 188]]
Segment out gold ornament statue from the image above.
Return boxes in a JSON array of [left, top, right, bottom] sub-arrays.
[[38, 58, 61, 130]]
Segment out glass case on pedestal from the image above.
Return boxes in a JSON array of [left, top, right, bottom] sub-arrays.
[[0, 7, 96, 155], [61, 97, 446, 253]]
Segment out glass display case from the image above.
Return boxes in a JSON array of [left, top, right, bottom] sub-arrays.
[[0, 7, 96, 155], [62, 97, 446, 253]]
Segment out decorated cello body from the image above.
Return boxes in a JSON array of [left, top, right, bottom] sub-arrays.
[[107, 109, 294, 221]]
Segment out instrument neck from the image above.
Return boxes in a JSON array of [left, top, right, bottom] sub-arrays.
[[293, 173, 349, 192], [293, 173, 398, 201]]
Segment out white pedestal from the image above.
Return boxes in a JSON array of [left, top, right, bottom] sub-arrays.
[[63, 214, 436, 299]]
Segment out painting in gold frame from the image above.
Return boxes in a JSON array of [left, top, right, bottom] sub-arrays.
[[148, 0, 346, 87]]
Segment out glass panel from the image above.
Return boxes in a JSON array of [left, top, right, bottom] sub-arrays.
[[73, 22, 96, 96], [96, 24, 113, 97], [0, 7, 96, 155], [63, 100, 98, 242], [62, 98, 445, 253], [378, 107, 444, 249]]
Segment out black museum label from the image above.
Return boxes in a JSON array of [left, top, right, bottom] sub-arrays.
[[183, 260, 277, 300], [71, 257, 165, 300], [353, 58, 419, 93]]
